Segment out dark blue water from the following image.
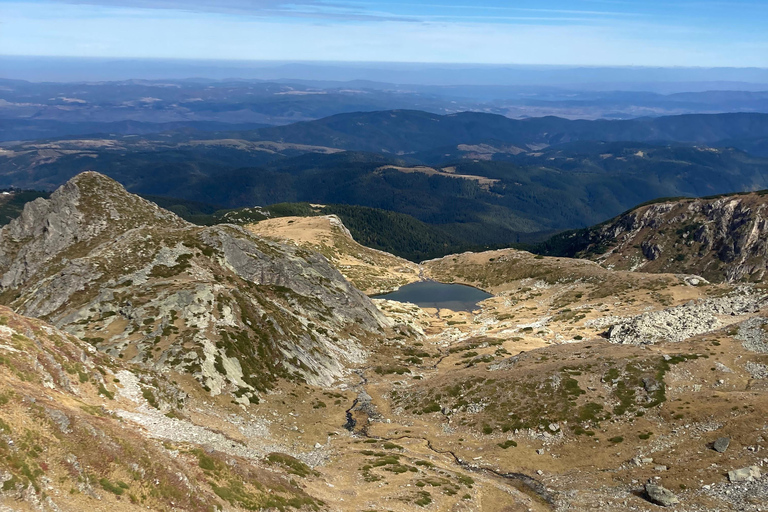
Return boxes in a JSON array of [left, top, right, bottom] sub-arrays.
[[373, 281, 492, 312]]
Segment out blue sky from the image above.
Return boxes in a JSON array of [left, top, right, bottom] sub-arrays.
[[1, 0, 767, 66]]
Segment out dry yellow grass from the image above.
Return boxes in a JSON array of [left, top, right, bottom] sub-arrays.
[[247, 215, 421, 294]]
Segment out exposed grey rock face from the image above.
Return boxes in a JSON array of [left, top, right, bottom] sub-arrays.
[[641, 241, 662, 261], [745, 361, 768, 379], [44, 407, 72, 434], [704, 471, 768, 511], [728, 466, 762, 483], [713, 436, 731, 453], [0, 172, 185, 289], [586, 194, 768, 282], [607, 289, 766, 345], [201, 225, 384, 332], [644, 483, 680, 507], [0, 172, 390, 398], [642, 377, 660, 393], [488, 354, 519, 371]]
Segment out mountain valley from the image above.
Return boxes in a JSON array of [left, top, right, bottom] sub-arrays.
[[4, 1, 768, 508], [1, 173, 768, 511]]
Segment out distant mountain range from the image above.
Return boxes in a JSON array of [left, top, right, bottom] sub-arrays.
[[5, 57, 768, 89], [2, 109, 768, 252], [2, 76, 768, 141]]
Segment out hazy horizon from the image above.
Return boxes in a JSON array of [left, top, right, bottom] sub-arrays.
[[1, 0, 767, 68], [3, 56, 768, 89]]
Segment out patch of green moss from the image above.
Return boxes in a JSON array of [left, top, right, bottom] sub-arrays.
[[374, 365, 411, 375], [414, 491, 432, 507], [266, 453, 319, 478], [98, 384, 114, 400], [99, 478, 126, 495], [141, 388, 159, 409], [149, 253, 193, 278]]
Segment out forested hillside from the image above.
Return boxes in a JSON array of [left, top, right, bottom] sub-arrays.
[[3, 110, 768, 250]]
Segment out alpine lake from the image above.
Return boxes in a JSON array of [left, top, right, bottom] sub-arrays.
[[372, 280, 492, 312]]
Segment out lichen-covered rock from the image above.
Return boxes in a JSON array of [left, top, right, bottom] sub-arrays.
[[641, 241, 662, 261], [728, 465, 762, 483], [736, 317, 768, 353], [713, 436, 731, 453]]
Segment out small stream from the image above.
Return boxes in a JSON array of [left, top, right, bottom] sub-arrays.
[[343, 398, 358, 432], [356, 280, 552, 506], [342, 368, 554, 508]]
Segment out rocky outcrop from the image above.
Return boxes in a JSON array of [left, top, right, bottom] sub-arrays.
[[736, 316, 768, 352], [0, 172, 185, 289], [0, 172, 390, 399], [713, 437, 731, 453], [566, 192, 768, 282], [0, 306, 327, 512]]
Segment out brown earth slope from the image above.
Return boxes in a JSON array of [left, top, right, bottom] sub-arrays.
[[0, 306, 329, 512]]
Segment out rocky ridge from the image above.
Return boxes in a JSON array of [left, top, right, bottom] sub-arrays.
[[549, 191, 768, 283], [0, 172, 391, 400]]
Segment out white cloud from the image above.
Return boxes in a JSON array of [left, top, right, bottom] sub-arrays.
[[35, 0, 413, 20]]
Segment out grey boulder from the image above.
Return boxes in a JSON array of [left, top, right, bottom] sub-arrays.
[[713, 436, 730, 453], [645, 483, 680, 507], [728, 466, 761, 483]]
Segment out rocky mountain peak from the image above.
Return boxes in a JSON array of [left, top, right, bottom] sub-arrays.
[[0, 171, 186, 289], [0, 171, 392, 400]]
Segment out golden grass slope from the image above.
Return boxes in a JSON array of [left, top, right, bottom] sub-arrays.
[[0, 306, 326, 512], [247, 214, 421, 295]]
